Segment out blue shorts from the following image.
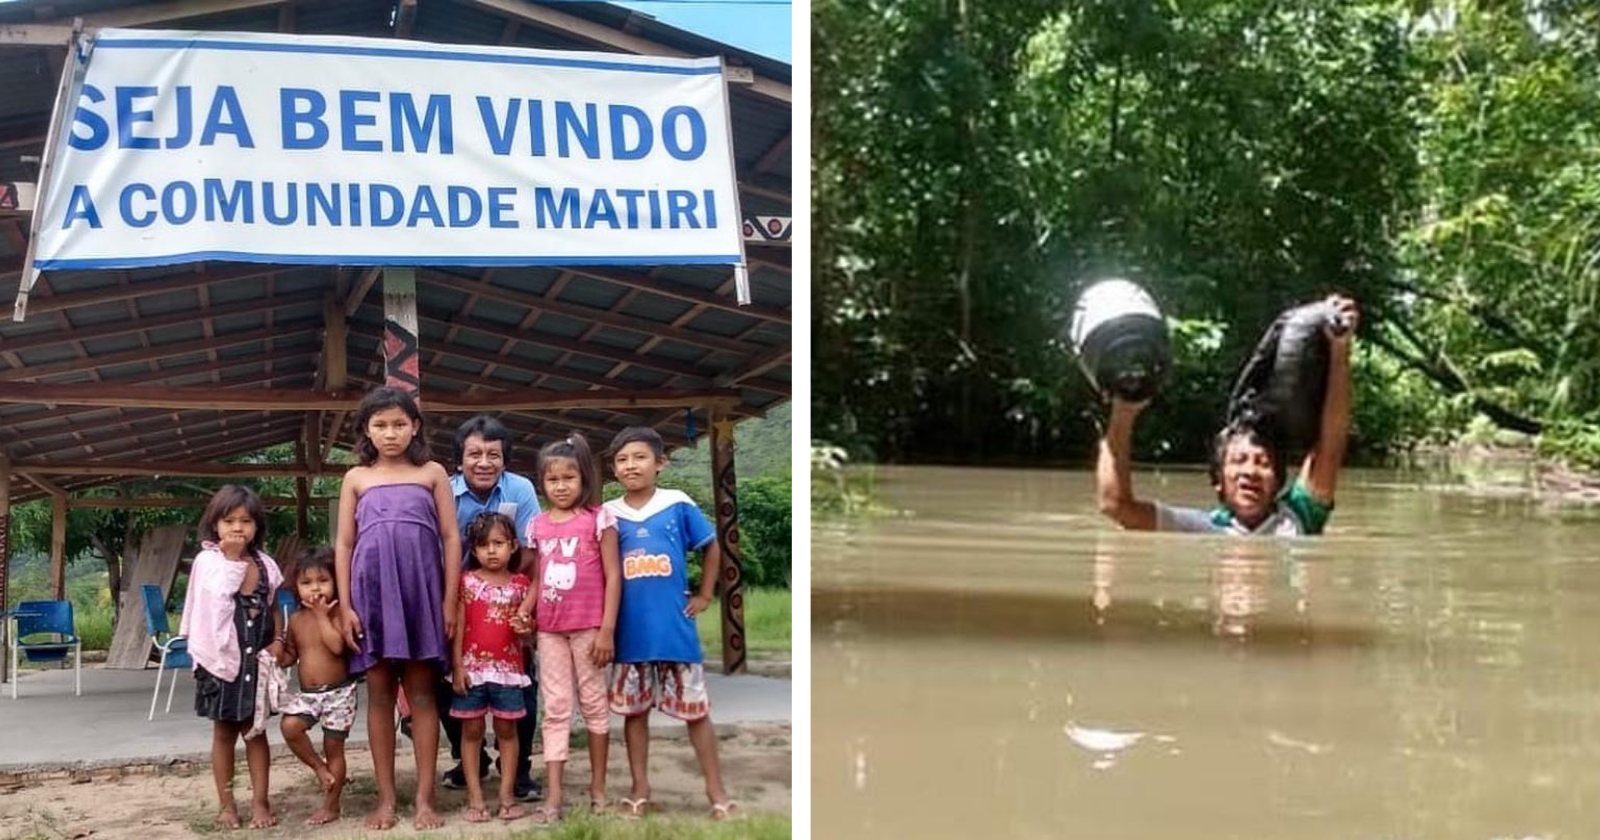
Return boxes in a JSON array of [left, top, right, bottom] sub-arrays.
[[449, 682, 529, 720]]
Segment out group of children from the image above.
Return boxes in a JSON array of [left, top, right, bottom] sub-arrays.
[[179, 387, 734, 830]]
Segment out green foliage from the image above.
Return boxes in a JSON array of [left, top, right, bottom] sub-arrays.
[[815, 0, 1600, 467], [8, 557, 118, 651], [735, 475, 792, 588], [697, 586, 793, 657], [811, 444, 881, 518]]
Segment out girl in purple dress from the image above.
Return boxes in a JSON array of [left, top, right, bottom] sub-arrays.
[[334, 387, 462, 831]]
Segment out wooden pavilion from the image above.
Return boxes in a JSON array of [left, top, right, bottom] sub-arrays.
[[0, 0, 792, 680]]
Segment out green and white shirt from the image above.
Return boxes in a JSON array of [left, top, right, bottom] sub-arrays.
[[1154, 478, 1332, 536]]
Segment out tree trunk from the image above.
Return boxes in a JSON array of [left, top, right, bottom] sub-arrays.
[[93, 532, 124, 624]]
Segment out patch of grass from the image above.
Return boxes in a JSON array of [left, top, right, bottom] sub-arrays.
[[184, 802, 221, 835], [509, 811, 789, 839], [696, 587, 790, 658]]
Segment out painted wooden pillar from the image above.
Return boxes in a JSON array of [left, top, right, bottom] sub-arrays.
[[50, 492, 67, 600], [382, 268, 421, 400], [709, 411, 746, 674], [0, 451, 10, 685]]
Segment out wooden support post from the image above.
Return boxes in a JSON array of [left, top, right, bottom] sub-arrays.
[[296, 478, 310, 538], [50, 492, 67, 599], [294, 438, 310, 538], [382, 268, 421, 400], [319, 296, 348, 463], [709, 411, 746, 674], [0, 450, 10, 685]]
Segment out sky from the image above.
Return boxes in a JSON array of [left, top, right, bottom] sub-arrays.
[[0, 0, 793, 64], [608, 0, 793, 63]]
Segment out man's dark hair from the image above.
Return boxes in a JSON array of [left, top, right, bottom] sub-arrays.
[[453, 414, 514, 469], [1208, 422, 1287, 501]]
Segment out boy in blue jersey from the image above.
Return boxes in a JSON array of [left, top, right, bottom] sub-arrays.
[[602, 427, 737, 821]]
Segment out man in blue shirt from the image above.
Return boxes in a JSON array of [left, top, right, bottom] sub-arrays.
[[439, 415, 542, 799]]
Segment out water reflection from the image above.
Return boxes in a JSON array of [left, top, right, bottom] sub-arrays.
[[814, 466, 1600, 839]]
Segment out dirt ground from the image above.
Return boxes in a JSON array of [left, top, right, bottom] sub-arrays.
[[0, 725, 790, 839]]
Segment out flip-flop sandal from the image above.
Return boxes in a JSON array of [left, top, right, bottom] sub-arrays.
[[590, 799, 611, 815], [497, 803, 527, 821], [619, 797, 649, 820], [463, 806, 492, 824], [531, 806, 562, 826], [710, 801, 742, 821]]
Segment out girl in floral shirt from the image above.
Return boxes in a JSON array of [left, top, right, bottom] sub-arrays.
[[450, 511, 532, 823]]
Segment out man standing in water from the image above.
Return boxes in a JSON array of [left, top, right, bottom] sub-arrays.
[[1096, 295, 1358, 535]]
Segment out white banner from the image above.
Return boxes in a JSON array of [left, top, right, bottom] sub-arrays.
[[31, 28, 744, 271]]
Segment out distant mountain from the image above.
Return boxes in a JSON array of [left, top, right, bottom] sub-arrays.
[[668, 402, 792, 484]]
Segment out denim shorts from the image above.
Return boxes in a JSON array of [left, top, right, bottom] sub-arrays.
[[449, 681, 529, 720]]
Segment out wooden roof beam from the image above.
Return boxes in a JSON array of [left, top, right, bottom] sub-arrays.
[[754, 131, 791, 174], [0, 264, 281, 321], [352, 302, 718, 382], [394, 0, 418, 38], [19, 417, 306, 470], [69, 495, 335, 509], [458, 0, 791, 105], [560, 267, 789, 324], [37, 0, 291, 29], [422, 269, 756, 355], [0, 381, 743, 412], [0, 289, 324, 355], [17, 456, 312, 480], [0, 364, 317, 436], [715, 343, 790, 387], [16, 409, 295, 461], [0, 324, 319, 382]]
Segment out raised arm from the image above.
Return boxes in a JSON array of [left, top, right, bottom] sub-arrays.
[[1096, 398, 1158, 530], [1301, 295, 1359, 505], [313, 596, 346, 655]]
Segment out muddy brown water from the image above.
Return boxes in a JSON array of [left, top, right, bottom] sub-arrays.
[[813, 466, 1600, 839]]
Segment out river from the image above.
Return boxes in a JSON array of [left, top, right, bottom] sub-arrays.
[[813, 465, 1600, 838]]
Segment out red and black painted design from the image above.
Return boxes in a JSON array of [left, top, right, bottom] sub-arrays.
[[740, 215, 792, 243], [382, 317, 421, 395], [713, 451, 746, 674]]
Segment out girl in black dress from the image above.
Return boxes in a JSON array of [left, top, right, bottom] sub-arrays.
[[179, 486, 288, 829]]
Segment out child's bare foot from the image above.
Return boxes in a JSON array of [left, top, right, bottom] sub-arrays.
[[249, 801, 278, 828], [364, 801, 397, 831], [413, 803, 444, 830], [463, 802, 492, 823], [305, 805, 341, 826], [216, 803, 243, 829]]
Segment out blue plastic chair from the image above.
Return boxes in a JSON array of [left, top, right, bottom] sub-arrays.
[[8, 600, 81, 700], [142, 584, 190, 719], [276, 588, 298, 626]]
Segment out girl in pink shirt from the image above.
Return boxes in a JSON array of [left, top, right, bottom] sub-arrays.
[[519, 433, 620, 824], [179, 485, 286, 830]]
